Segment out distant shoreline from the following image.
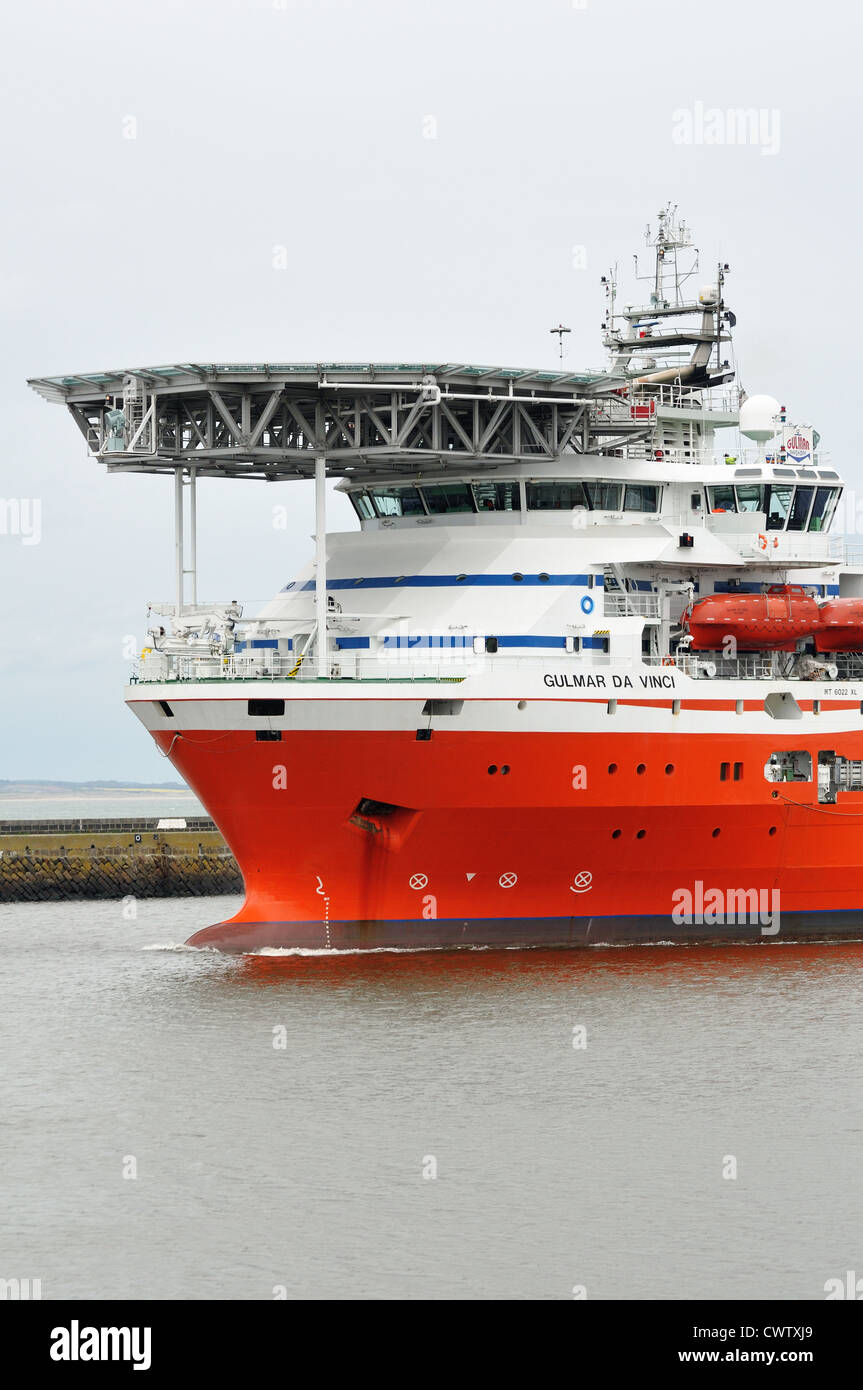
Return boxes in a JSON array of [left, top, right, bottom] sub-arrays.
[[0, 782, 189, 797], [0, 791, 198, 802]]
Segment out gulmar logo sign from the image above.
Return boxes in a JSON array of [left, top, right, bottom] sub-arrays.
[[783, 427, 812, 463]]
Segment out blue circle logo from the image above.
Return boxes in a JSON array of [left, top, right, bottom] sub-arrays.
[[580, 594, 594, 615]]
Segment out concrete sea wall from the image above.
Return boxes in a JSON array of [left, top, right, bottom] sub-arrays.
[[0, 818, 243, 902]]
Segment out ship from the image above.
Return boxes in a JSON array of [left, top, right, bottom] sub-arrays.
[[29, 205, 863, 951]]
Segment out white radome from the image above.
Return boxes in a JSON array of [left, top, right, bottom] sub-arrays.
[[739, 393, 782, 442]]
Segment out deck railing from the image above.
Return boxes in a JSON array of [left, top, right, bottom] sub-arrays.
[[130, 645, 863, 686], [132, 650, 615, 684], [604, 592, 661, 618]]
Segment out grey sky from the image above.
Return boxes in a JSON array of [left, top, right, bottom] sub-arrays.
[[1, 0, 859, 780]]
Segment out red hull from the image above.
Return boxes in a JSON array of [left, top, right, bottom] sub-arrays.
[[149, 727, 863, 952]]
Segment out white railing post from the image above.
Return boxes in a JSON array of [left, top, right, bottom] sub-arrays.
[[188, 466, 197, 606], [314, 454, 327, 679], [174, 468, 184, 619]]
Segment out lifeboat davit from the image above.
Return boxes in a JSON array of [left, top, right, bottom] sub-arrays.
[[683, 585, 820, 652], [814, 598, 863, 653]]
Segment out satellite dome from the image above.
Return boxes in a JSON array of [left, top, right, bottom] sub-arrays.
[[739, 393, 781, 443]]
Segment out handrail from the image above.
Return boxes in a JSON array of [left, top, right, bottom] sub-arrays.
[[604, 592, 660, 617]]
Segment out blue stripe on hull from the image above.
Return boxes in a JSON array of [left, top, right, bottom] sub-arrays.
[[283, 573, 600, 591]]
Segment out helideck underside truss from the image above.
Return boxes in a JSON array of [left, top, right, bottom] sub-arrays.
[[27, 362, 656, 480]]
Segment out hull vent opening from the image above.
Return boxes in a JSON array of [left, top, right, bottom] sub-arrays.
[[355, 798, 399, 817], [422, 699, 464, 716], [248, 698, 285, 717], [348, 798, 420, 848], [765, 750, 812, 784], [764, 692, 802, 720], [256, 730, 282, 742]]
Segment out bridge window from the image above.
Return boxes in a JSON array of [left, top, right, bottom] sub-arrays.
[[786, 487, 814, 531], [624, 484, 659, 512], [471, 481, 521, 512], [808, 486, 839, 532], [525, 481, 623, 511], [735, 484, 763, 513], [708, 485, 736, 512], [765, 484, 794, 530], [420, 483, 476, 514], [705, 483, 839, 532], [585, 481, 622, 510], [348, 490, 377, 520], [526, 480, 590, 510], [367, 486, 425, 517]]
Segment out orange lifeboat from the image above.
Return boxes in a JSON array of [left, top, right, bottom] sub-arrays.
[[815, 598, 863, 653], [683, 585, 820, 652]]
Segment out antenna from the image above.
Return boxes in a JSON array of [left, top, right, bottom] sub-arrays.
[[634, 202, 698, 308], [550, 323, 571, 367], [601, 266, 618, 336]]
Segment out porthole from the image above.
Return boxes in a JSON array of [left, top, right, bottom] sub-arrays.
[[608, 762, 618, 775], [712, 827, 721, 838], [538, 572, 550, 583], [612, 828, 622, 839], [456, 574, 467, 582], [487, 765, 498, 775], [501, 765, 511, 775], [768, 826, 777, 836], [636, 829, 646, 839], [517, 700, 527, 710], [665, 763, 674, 775], [512, 572, 524, 583], [636, 763, 646, 776]]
